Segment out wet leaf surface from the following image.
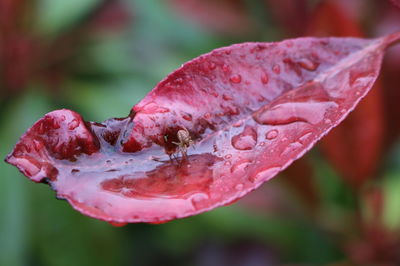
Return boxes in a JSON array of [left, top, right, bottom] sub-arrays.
[[5, 32, 400, 223]]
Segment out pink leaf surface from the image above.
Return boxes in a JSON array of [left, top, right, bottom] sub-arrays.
[[5, 32, 400, 223]]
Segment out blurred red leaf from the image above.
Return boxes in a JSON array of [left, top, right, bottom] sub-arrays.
[[347, 227, 400, 265], [389, 0, 400, 9], [308, 1, 385, 187], [374, 4, 400, 145], [264, 0, 309, 36], [6, 33, 400, 223], [168, 0, 253, 36], [0, 0, 36, 94]]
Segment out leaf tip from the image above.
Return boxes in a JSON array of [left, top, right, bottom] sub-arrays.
[[383, 31, 400, 48]]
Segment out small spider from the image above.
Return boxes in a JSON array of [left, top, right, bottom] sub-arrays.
[[172, 127, 194, 158]]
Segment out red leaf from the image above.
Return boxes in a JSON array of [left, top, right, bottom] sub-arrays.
[[307, 1, 385, 187], [390, 0, 400, 9], [168, 0, 253, 36], [264, 0, 309, 36], [375, 4, 400, 145], [5, 33, 400, 223]]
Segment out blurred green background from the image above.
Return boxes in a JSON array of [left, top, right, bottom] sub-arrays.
[[1, 0, 400, 265]]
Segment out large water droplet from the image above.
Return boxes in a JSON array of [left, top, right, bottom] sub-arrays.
[[230, 159, 252, 174], [51, 120, 61, 129], [191, 193, 209, 210], [204, 113, 212, 119], [14, 157, 41, 177], [265, 129, 278, 140], [223, 94, 233, 101], [235, 184, 244, 190], [222, 64, 230, 72], [209, 62, 216, 70], [230, 74, 242, 84], [349, 71, 375, 88], [281, 142, 303, 157], [210, 91, 219, 97], [233, 121, 243, 127], [140, 102, 170, 114], [231, 126, 258, 150], [249, 166, 281, 183], [298, 58, 319, 71], [68, 119, 79, 130], [286, 41, 294, 48], [298, 132, 312, 144], [272, 65, 281, 74], [261, 73, 269, 84], [33, 139, 44, 152], [182, 114, 192, 121], [175, 77, 184, 84], [253, 101, 337, 126]]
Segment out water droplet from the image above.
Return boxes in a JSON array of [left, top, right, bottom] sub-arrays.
[[253, 101, 337, 126], [281, 142, 303, 157], [210, 91, 219, 97], [340, 109, 346, 114], [257, 95, 266, 102], [249, 166, 281, 183], [140, 102, 170, 114], [191, 193, 209, 210], [324, 118, 332, 124], [182, 114, 192, 121], [33, 140, 44, 152], [175, 77, 184, 84], [222, 64, 230, 72], [235, 184, 244, 190], [231, 126, 258, 150], [230, 74, 242, 84], [259, 141, 266, 146], [233, 121, 243, 127], [230, 159, 252, 174], [204, 113, 212, 119], [223, 94, 233, 101], [16, 158, 41, 177], [272, 65, 281, 74], [261, 73, 269, 84], [68, 119, 79, 130], [209, 62, 216, 70], [286, 41, 294, 48], [224, 161, 232, 166], [265, 129, 278, 140], [298, 58, 319, 71], [51, 120, 60, 129], [224, 154, 232, 159], [298, 132, 312, 144], [349, 71, 374, 88]]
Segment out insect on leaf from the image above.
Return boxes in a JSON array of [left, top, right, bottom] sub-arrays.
[[5, 32, 400, 223]]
